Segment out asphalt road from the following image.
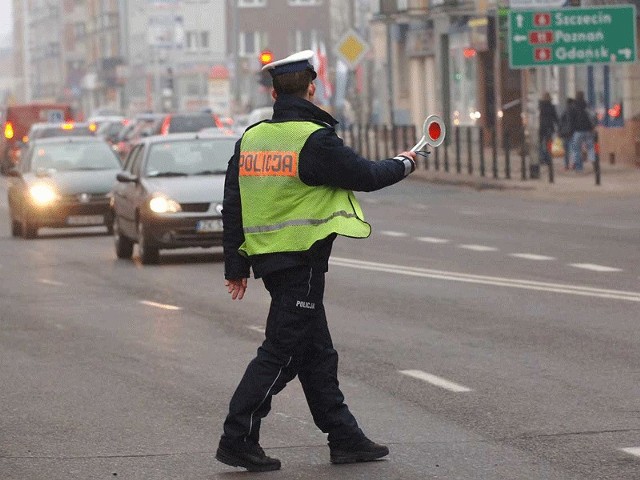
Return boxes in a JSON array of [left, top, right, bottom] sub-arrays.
[[1, 176, 639, 479]]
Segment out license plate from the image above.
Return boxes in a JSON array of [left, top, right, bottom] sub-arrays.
[[66, 215, 104, 225], [196, 219, 223, 232]]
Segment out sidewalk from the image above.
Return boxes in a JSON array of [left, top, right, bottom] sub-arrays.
[[411, 156, 640, 201]]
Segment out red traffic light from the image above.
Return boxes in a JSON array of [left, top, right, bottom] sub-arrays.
[[259, 50, 274, 66]]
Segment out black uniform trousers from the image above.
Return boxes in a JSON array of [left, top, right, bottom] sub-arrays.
[[222, 265, 364, 447]]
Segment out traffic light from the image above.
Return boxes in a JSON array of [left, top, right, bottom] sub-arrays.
[[259, 49, 274, 66], [166, 67, 174, 90], [258, 50, 274, 87]]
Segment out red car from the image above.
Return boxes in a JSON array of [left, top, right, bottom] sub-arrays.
[[1, 103, 74, 174]]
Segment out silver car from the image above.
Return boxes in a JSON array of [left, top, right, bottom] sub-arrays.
[[111, 132, 238, 264], [7, 136, 122, 238]]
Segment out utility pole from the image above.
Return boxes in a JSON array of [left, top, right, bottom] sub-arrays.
[[230, 0, 239, 114], [493, 6, 503, 150], [22, 0, 31, 102], [386, 18, 394, 125]]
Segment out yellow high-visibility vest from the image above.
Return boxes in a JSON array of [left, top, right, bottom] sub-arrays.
[[238, 121, 370, 257]]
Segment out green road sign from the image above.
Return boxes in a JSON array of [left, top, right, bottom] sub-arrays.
[[509, 5, 637, 68]]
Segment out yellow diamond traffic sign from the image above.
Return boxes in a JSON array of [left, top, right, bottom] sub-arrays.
[[336, 29, 369, 69]]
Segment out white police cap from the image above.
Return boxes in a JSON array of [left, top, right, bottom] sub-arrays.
[[261, 50, 317, 79]]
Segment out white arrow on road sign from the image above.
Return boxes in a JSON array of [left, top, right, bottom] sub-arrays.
[[618, 48, 632, 59], [513, 35, 527, 42], [516, 14, 524, 28]]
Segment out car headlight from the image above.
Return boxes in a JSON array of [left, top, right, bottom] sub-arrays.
[[29, 184, 58, 206], [148, 194, 182, 213]]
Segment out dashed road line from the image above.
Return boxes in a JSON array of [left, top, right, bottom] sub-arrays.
[[140, 300, 182, 311], [372, 229, 627, 276], [38, 279, 66, 286], [509, 253, 556, 261], [620, 447, 640, 458], [458, 244, 499, 252], [416, 236, 450, 244], [330, 257, 640, 302], [400, 369, 472, 392], [569, 263, 623, 273], [247, 325, 265, 334]]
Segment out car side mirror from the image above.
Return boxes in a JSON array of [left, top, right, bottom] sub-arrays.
[[116, 171, 137, 183]]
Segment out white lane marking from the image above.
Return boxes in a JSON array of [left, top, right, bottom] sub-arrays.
[[416, 236, 450, 244], [38, 279, 65, 286], [247, 325, 265, 334], [380, 231, 408, 237], [400, 369, 472, 393], [569, 263, 623, 273], [509, 253, 556, 261], [329, 257, 640, 303], [458, 244, 499, 252], [140, 300, 182, 311], [620, 447, 640, 458]]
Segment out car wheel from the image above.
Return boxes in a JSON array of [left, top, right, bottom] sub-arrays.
[[21, 213, 37, 239], [11, 218, 22, 237], [114, 218, 133, 259], [137, 222, 159, 265]]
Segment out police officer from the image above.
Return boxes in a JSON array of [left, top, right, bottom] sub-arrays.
[[216, 50, 418, 472]]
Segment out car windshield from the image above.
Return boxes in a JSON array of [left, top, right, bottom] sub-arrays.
[[31, 142, 122, 171], [145, 138, 235, 177], [169, 115, 217, 133]]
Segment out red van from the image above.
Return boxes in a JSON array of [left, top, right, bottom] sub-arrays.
[[1, 103, 74, 174]]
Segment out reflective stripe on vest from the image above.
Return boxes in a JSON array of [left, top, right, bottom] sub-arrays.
[[243, 209, 362, 234], [238, 121, 370, 256]]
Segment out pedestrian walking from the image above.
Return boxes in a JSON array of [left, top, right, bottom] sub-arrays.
[[538, 92, 559, 165], [568, 90, 596, 172], [558, 98, 575, 170], [216, 50, 418, 472]]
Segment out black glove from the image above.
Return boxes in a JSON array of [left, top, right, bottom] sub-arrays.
[[393, 155, 416, 177]]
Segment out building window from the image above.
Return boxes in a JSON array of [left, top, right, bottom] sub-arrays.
[[290, 29, 318, 52], [449, 29, 478, 127], [185, 31, 209, 51], [186, 31, 198, 51], [239, 0, 266, 7], [200, 31, 209, 49], [239, 31, 267, 57]]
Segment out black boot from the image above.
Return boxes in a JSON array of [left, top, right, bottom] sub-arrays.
[[216, 437, 281, 472], [330, 436, 389, 464]]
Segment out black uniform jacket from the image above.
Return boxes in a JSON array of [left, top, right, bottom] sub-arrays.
[[223, 94, 407, 280]]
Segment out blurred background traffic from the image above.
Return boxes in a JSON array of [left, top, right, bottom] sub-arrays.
[[1, 0, 640, 175]]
